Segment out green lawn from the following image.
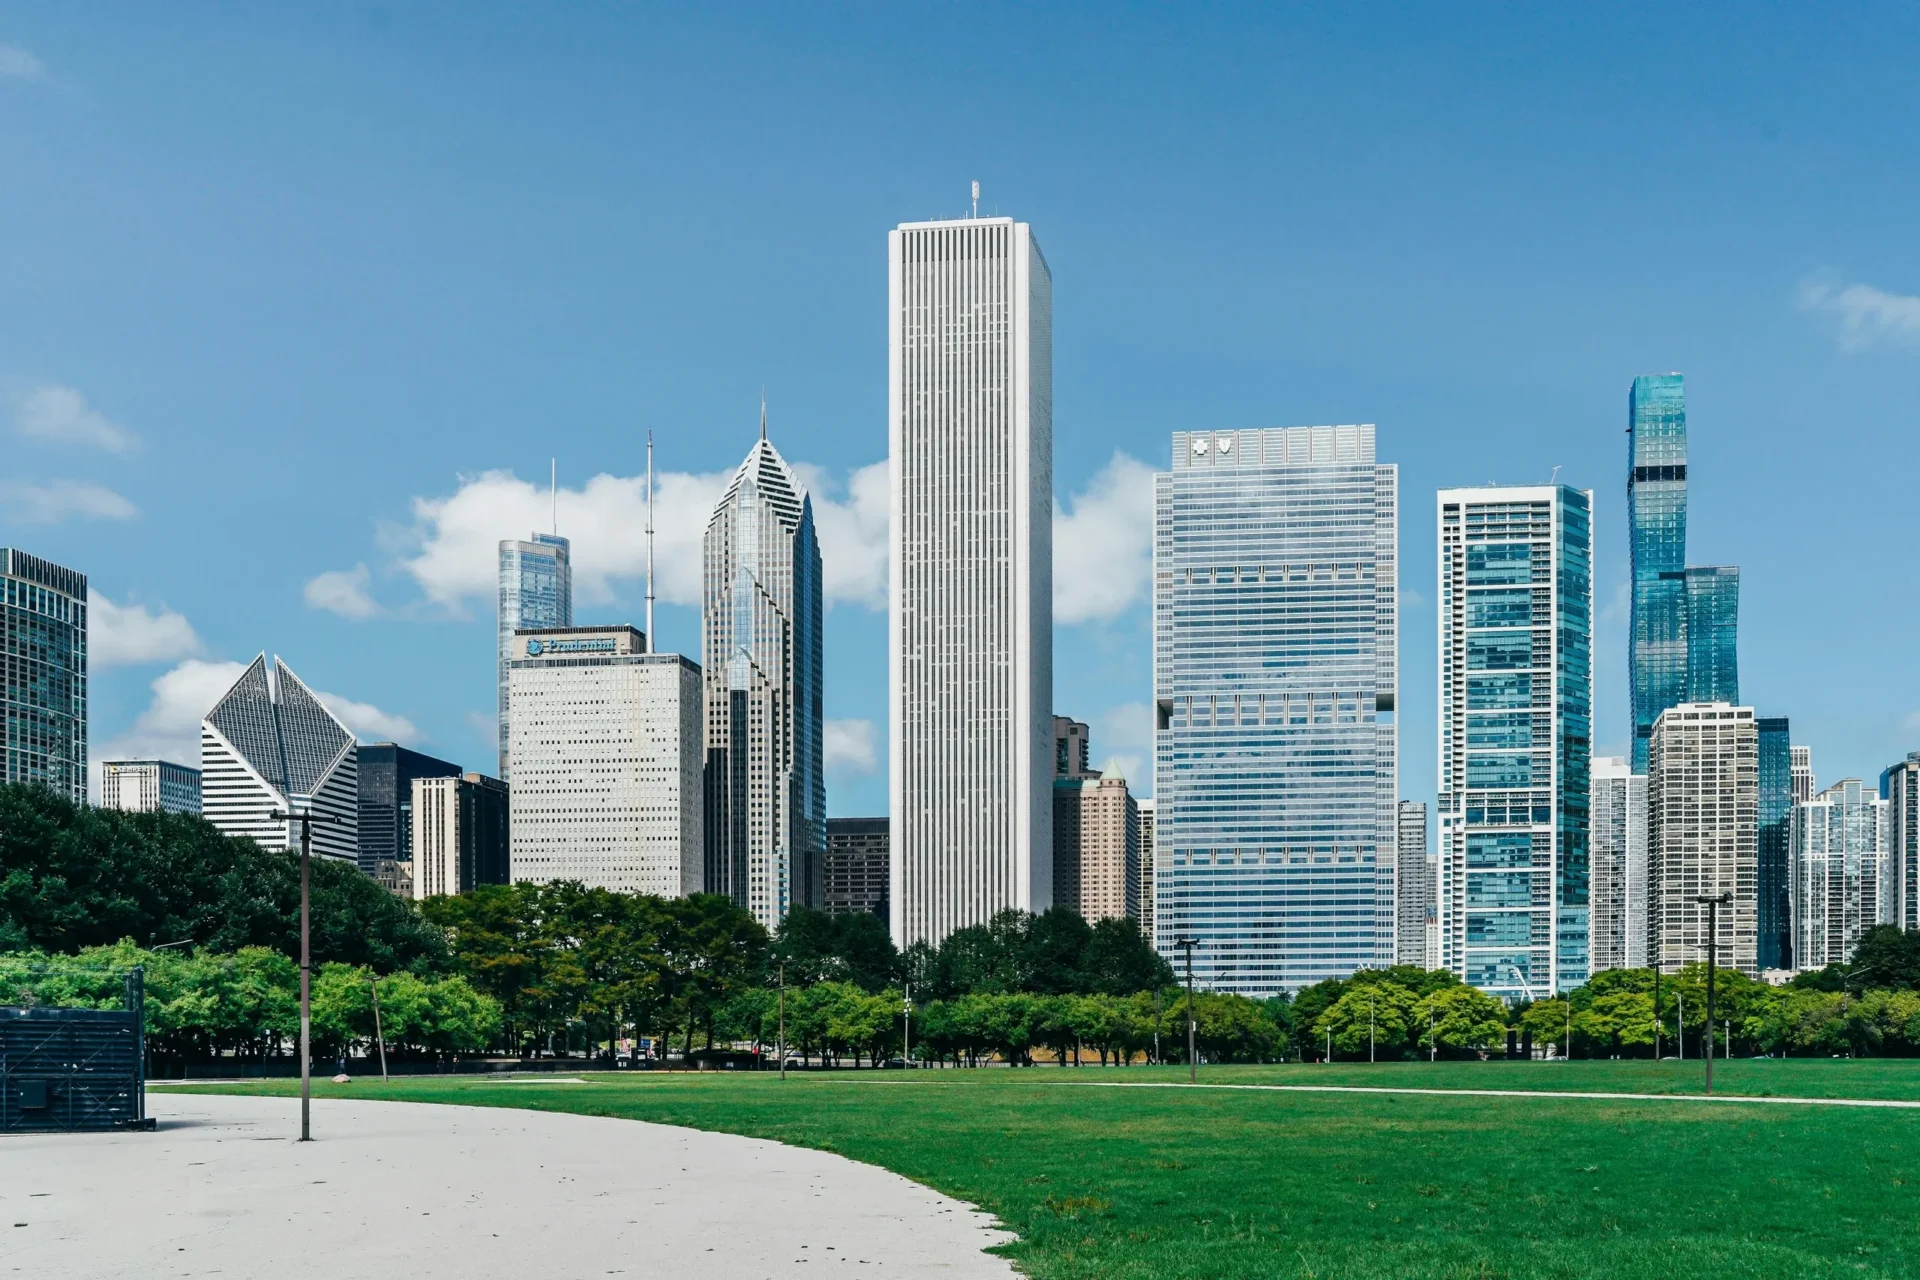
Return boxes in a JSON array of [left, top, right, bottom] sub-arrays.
[[177, 1060, 1920, 1279]]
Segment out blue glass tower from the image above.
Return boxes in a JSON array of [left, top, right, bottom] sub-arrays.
[[1684, 566, 1740, 704], [1756, 716, 1792, 971], [1154, 426, 1398, 995], [1436, 486, 1593, 997], [1628, 375, 1688, 773], [497, 532, 572, 780]]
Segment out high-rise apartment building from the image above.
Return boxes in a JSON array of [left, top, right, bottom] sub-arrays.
[[1883, 752, 1920, 933], [355, 742, 461, 876], [1053, 716, 1093, 779], [889, 214, 1053, 947], [411, 772, 510, 899], [1792, 778, 1889, 970], [824, 818, 889, 919], [98, 760, 201, 815], [1792, 745, 1815, 804], [701, 426, 825, 930], [1136, 799, 1156, 943], [1648, 703, 1757, 977], [201, 655, 359, 863], [1436, 485, 1593, 997], [1054, 771, 1139, 923], [507, 626, 702, 896], [1589, 757, 1645, 974], [1, 549, 86, 804], [1684, 566, 1740, 704], [1626, 376, 1741, 774], [1394, 802, 1432, 968], [497, 533, 572, 780], [1155, 425, 1397, 995], [1628, 376, 1688, 775], [1756, 718, 1795, 970]]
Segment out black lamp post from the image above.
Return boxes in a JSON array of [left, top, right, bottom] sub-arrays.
[[1174, 937, 1198, 1083], [1692, 892, 1732, 1095], [268, 807, 343, 1142]]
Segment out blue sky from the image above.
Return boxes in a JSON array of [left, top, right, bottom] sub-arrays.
[[4, 4, 1918, 819]]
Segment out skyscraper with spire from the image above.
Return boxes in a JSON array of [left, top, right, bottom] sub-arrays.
[[701, 403, 825, 928], [498, 530, 571, 780]]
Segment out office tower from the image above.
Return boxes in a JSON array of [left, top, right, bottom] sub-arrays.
[[1589, 758, 1645, 973], [201, 655, 360, 863], [98, 760, 201, 815], [1684, 566, 1740, 703], [1628, 375, 1688, 774], [701, 424, 825, 929], [1884, 753, 1920, 933], [1436, 485, 1593, 997], [497, 533, 572, 780], [1792, 745, 1815, 804], [355, 742, 461, 876], [1053, 770, 1139, 923], [1394, 802, 1432, 967], [411, 772, 510, 899], [1136, 799, 1156, 942], [1156, 425, 1397, 995], [507, 626, 701, 896], [824, 818, 890, 919], [1756, 718, 1796, 970], [1, 549, 86, 804], [1053, 716, 1093, 779], [1792, 779, 1889, 970], [889, 213, 1053, 947], [1648, 703, 1758, 977]]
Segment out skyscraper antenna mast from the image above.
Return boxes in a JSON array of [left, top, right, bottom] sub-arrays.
[[551, 458, 557, 535], [971, 180, 979, 219], [645, 431, 655, 648]]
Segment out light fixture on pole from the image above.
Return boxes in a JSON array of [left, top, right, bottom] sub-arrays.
[[1692, 892, 1732, 1095], [777, 960, 787, 1082], [1174, 937, 1198, 1084], [267, 806, 344, 1143]]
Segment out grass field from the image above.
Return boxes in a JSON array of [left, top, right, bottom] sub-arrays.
[[178, 1060, 1920, 1279]]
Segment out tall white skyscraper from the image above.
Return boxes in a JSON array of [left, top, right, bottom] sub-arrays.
[[498, 533, 572, 780], [1792, 778, 1889, 970], [99, 759, 202, 815], [888, 213, 1053, 947], [508, 625, 703, 897], [1589, 757, 1647, 972], [1394, 801, 1432, 967], [702, 421, 825, 930], [1436, 485, 1593, 998], [1649, 702, 1758, 976], [200, 655, 359, 863], [1156, 426, 1398, 995]]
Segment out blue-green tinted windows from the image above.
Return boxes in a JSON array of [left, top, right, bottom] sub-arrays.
[[1467, 873, 1535, 907], [1468, 833, 1535, 868], [1468, 754, 1533, 788], [1467, 675, 1531, 709], [1467, 590, 1532, 627], [1466, 713, 1534, 748], [1467, 544, 1531, 585], [1468, 634, 1533, 671], [1467, 913, 1532, 946]]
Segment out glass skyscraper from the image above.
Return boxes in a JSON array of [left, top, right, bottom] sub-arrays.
[[497, 532, 572, 780], [1, 549, 87, 804], [1628, 375, 1688, 774], [1154, 425, 1397, 996], [1756, 716, 1794, 971], [1684, 566, 1740, 704], [1436, 486, 1593, 998]]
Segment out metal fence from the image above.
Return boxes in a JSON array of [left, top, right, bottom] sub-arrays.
[[1, 967, 150, 1133]]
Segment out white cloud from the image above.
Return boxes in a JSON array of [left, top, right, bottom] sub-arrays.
[[87, 590, 202, 667], [318, 692, 419, 744], [398, 460, 889, 616], [303, 564, 382, 620], [1800, 277, 1920, 352], [795, 460, 889, 609], [824, 718, 878, 774], [0, 43, 45, 81], [1094, 700, 1154, 796], [1053, 452, 1154, 625], [0, 480, 136, 523], [14, 385, 139, 452]]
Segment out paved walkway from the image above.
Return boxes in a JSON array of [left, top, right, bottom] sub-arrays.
[[1063, 1080, 1920, 1108], [2, 1094, 1015, 1279]]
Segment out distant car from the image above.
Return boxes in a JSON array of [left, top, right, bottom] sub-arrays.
[[882, 1058, 907, 1069]]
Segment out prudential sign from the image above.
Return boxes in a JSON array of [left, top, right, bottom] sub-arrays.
[[525, 637, 617, 657]]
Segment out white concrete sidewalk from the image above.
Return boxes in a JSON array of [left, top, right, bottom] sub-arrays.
[[1, 1094, 1015, 1279]]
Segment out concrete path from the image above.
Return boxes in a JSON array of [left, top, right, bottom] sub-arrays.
[[2, 1093, 1016, 1279]]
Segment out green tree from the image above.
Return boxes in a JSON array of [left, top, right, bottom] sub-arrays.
[[1415, 985, 1508, 1058]]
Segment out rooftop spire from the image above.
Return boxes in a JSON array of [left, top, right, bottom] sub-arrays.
[[760, 389, 767, 442]]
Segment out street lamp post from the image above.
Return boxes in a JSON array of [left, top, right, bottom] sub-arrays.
[[267, 807, 342, 1143], [1369, 992, 1376, 1064], [1174, 937, 1198, 1084], [369, 976, 389, 1080], [777, 961, 787, 1082], [903, 983, 912, 1068], [1693, 892, 1732, 1095]]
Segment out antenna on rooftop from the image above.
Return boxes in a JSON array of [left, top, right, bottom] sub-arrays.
[[1550, 465, 1562, 485], [971, 180, 979, 219], [645, 432, 656, 651], [551, 458, 558, 534]]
